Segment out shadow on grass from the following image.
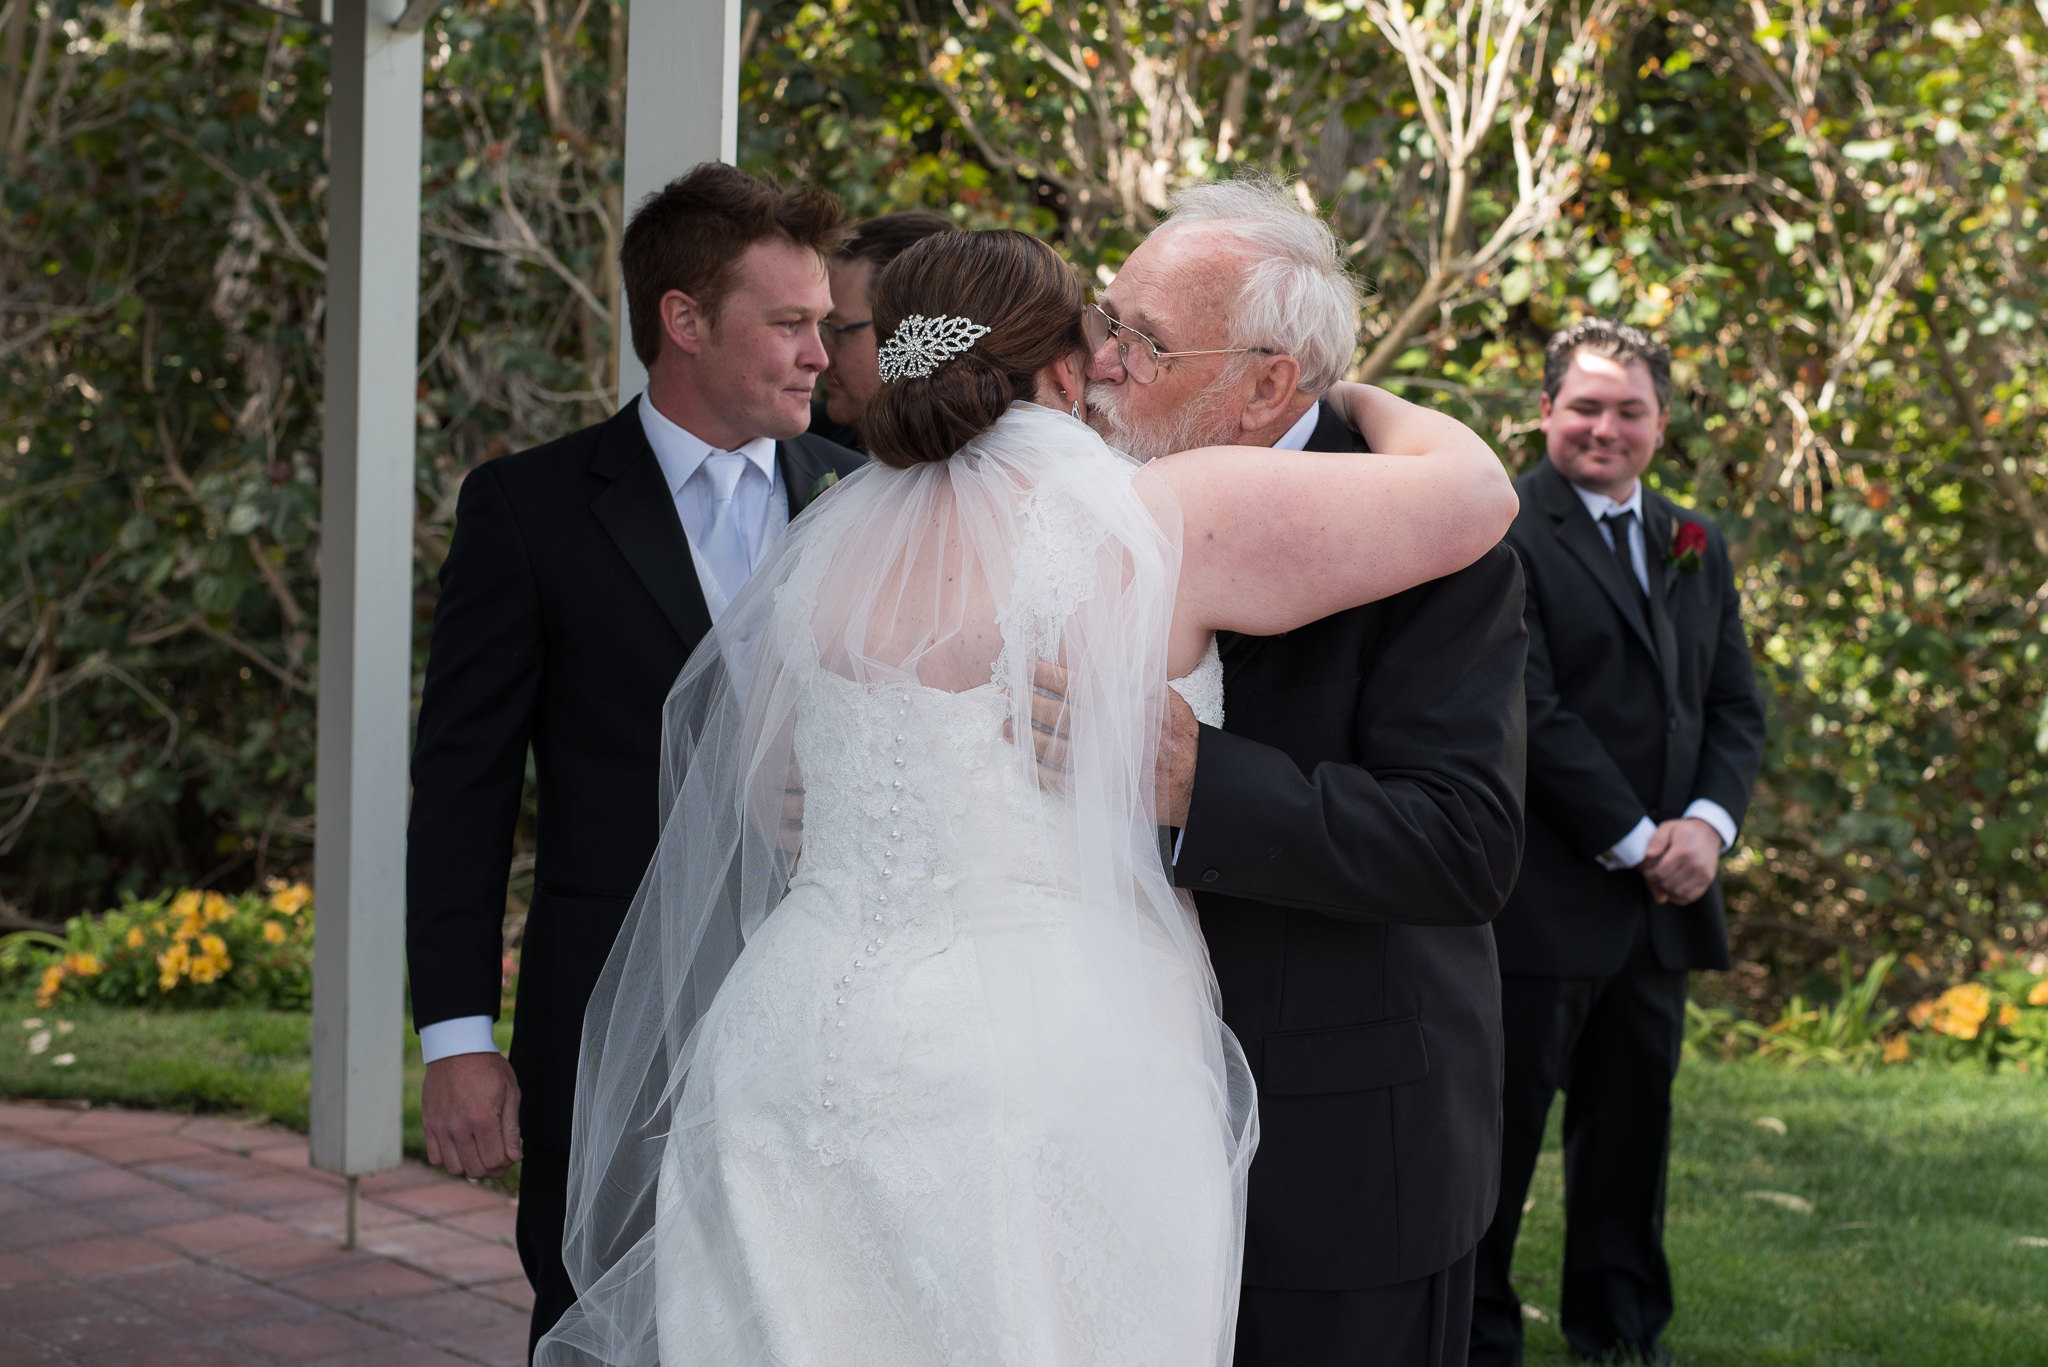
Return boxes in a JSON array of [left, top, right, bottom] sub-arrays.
[[1512, 1061, 2048, 1367]]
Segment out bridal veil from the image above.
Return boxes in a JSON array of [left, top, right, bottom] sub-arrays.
[[535, 404, 1255, 1366]]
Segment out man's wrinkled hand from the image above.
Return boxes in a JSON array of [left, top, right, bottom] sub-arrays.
[[421, 1051, 522, 1180], [1641, 817, 1721, 906], [1157, 686, 1197, 827], [1001, 661, 1074, 790]]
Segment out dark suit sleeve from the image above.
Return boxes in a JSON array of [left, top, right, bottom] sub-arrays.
[[405, 462, 546, 1030], [1687, 526, 1767, 828], [1174, 545, 1528, 926], [1517, 541, 1657, 860]]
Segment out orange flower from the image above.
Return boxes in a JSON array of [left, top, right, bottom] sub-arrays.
[[261, 920, 288, 945], [202, 891, 233, 924], [1882, 1035, 1910, 1063], [2029, 979, 2048, 1007], [34, 964, 65, 1008], [267, 881, 312, 916], [125, 926, 146, 949], [62, 953, 101, 978], [1908, 999, 1936, 1029], [1998, 1003, 2021, 1028], [1926, 982, 1992, 1040]]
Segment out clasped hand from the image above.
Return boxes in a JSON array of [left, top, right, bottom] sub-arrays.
[[1641, 817, 1721, 906]]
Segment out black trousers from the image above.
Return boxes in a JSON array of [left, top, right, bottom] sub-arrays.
[[515, 1144, 579, 1364], [1237, 1247, 1476, 1367], [1469, 932, 1686, 1366]]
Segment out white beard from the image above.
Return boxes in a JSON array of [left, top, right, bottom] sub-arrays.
[[1086, 377, 1242, 462]]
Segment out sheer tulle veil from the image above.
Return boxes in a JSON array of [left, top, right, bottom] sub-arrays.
[[535, 402, 1256, 1366]]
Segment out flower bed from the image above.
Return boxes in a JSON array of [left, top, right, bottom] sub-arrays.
[[1688, 950, 2048, 1074], [0, 879, 314, 1011]]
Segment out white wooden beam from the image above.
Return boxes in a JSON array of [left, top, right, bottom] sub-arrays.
[[311, 0, 422, 1183], [614, 0, 742, 405]]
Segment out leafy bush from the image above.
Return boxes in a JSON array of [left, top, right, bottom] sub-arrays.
[[0, 879, 313, 1011], [1899, 950, 2048, 1073]]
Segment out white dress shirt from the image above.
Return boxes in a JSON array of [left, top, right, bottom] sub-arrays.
[[420, 397, 792, 1066], [638, 395, 788, 624], [1569, 480, 1738, 871]]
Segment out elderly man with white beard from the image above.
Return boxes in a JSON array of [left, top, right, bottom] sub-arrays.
[[1088, 180, 1529, 1367]]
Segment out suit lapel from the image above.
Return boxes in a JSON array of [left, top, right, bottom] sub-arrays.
[[1218, 401, 1365, 672], [777, 437, 831, 518], [589, 398, 713, 648], [1536, 461, 1660, 662]]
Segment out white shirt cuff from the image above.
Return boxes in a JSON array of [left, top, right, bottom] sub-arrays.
[[1171, 828, 1186, 865], [1598, 816, 1657, 871], [1683, 799, 1738, 853], [419, 1015, 501, 1064]]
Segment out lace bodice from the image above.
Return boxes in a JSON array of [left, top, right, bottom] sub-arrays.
[[1168, 639, 1224, 728]]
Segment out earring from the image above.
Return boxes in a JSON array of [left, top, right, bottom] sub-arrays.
[[1067, 393, 1082, 419]]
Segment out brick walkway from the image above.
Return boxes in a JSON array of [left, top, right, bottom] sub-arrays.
[[0, 1100, 531, 1367]]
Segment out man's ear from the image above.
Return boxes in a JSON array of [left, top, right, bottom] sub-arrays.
[[1238, 354, 1303, 433], [1537, 391, 1555, 431], [661, 290, 708, 357]]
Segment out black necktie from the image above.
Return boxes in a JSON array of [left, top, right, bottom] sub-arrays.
[[1604, 509, 1644, 599]]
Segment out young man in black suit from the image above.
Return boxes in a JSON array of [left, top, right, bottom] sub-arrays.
[[403, 163, 863, 1358], [1085, 179, 1528, 1367], [1470, 322, 1766, 1366]]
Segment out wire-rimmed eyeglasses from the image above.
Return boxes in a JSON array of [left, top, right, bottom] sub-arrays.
[[1081, 303, 1272, 384]]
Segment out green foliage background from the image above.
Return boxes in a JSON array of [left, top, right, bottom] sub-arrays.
[[1, 0, 2044, 1010]]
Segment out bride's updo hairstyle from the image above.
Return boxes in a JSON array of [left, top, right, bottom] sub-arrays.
[[863, 229, 1087, 469]]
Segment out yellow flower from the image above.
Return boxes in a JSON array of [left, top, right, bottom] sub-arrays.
[[157, 942, 191, 991], [175, 912, 204, 943], [125, 926, 146, 949], [202, 891, 233, 924], [268, 881, 312, 916], [1998, 1003, 2021, 1028], [34, 964, 65, 1009], [169, 890, 201, 921], [261, 920, 288, 945], [199, 934, 227, 958], [2029, 980, 2048, 1008], [1882, 1035, 1910, 1063], [62, 953, 101, 978], [1927, 982, 1992, 1040], [189, 957, 220, 985], [1908, 999, 1935, 1029]]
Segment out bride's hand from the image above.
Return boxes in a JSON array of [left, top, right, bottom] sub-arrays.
[[1001, 661, 1073, 792]]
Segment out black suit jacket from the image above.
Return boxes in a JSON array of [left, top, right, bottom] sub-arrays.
[[1176, 400, 1528, 1291], [405, 398, 862, 1152], [1496, 458, 1766, 978]]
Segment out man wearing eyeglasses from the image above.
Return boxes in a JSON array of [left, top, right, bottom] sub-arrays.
[[1085, 178, 1528, 1367], [814, 210, 960, 451]]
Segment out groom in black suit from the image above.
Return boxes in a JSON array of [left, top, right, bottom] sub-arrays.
[[1086, 180, 1527, 1367], [404, 163, 861, 1358], [1469, 321, 1765, 1366]]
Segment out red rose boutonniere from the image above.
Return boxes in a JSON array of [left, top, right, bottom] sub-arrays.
[[1667, 520, 1708, 574]]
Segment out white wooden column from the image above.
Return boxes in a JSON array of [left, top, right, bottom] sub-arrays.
[[614, 0, 742, 404], [311, 0, 423, 1182]]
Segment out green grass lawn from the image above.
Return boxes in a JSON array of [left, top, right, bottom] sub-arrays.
[[0, 991, 514, 1185], [5, 995, 2046, 1363], [1512, 1059, 2048, 1366]]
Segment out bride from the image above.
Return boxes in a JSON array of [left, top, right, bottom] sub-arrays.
[[534, 229, 1516, 1367]]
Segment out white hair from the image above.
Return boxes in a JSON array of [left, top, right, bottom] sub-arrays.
[[1151, 177, 1362, 393]]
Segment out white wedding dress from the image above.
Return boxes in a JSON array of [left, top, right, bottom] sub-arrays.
[[539, 407, 1253, 1367]]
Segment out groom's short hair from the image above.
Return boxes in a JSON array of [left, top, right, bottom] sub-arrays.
[[1150, 177, 1362, 392], [622, 163, 847, 366]]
